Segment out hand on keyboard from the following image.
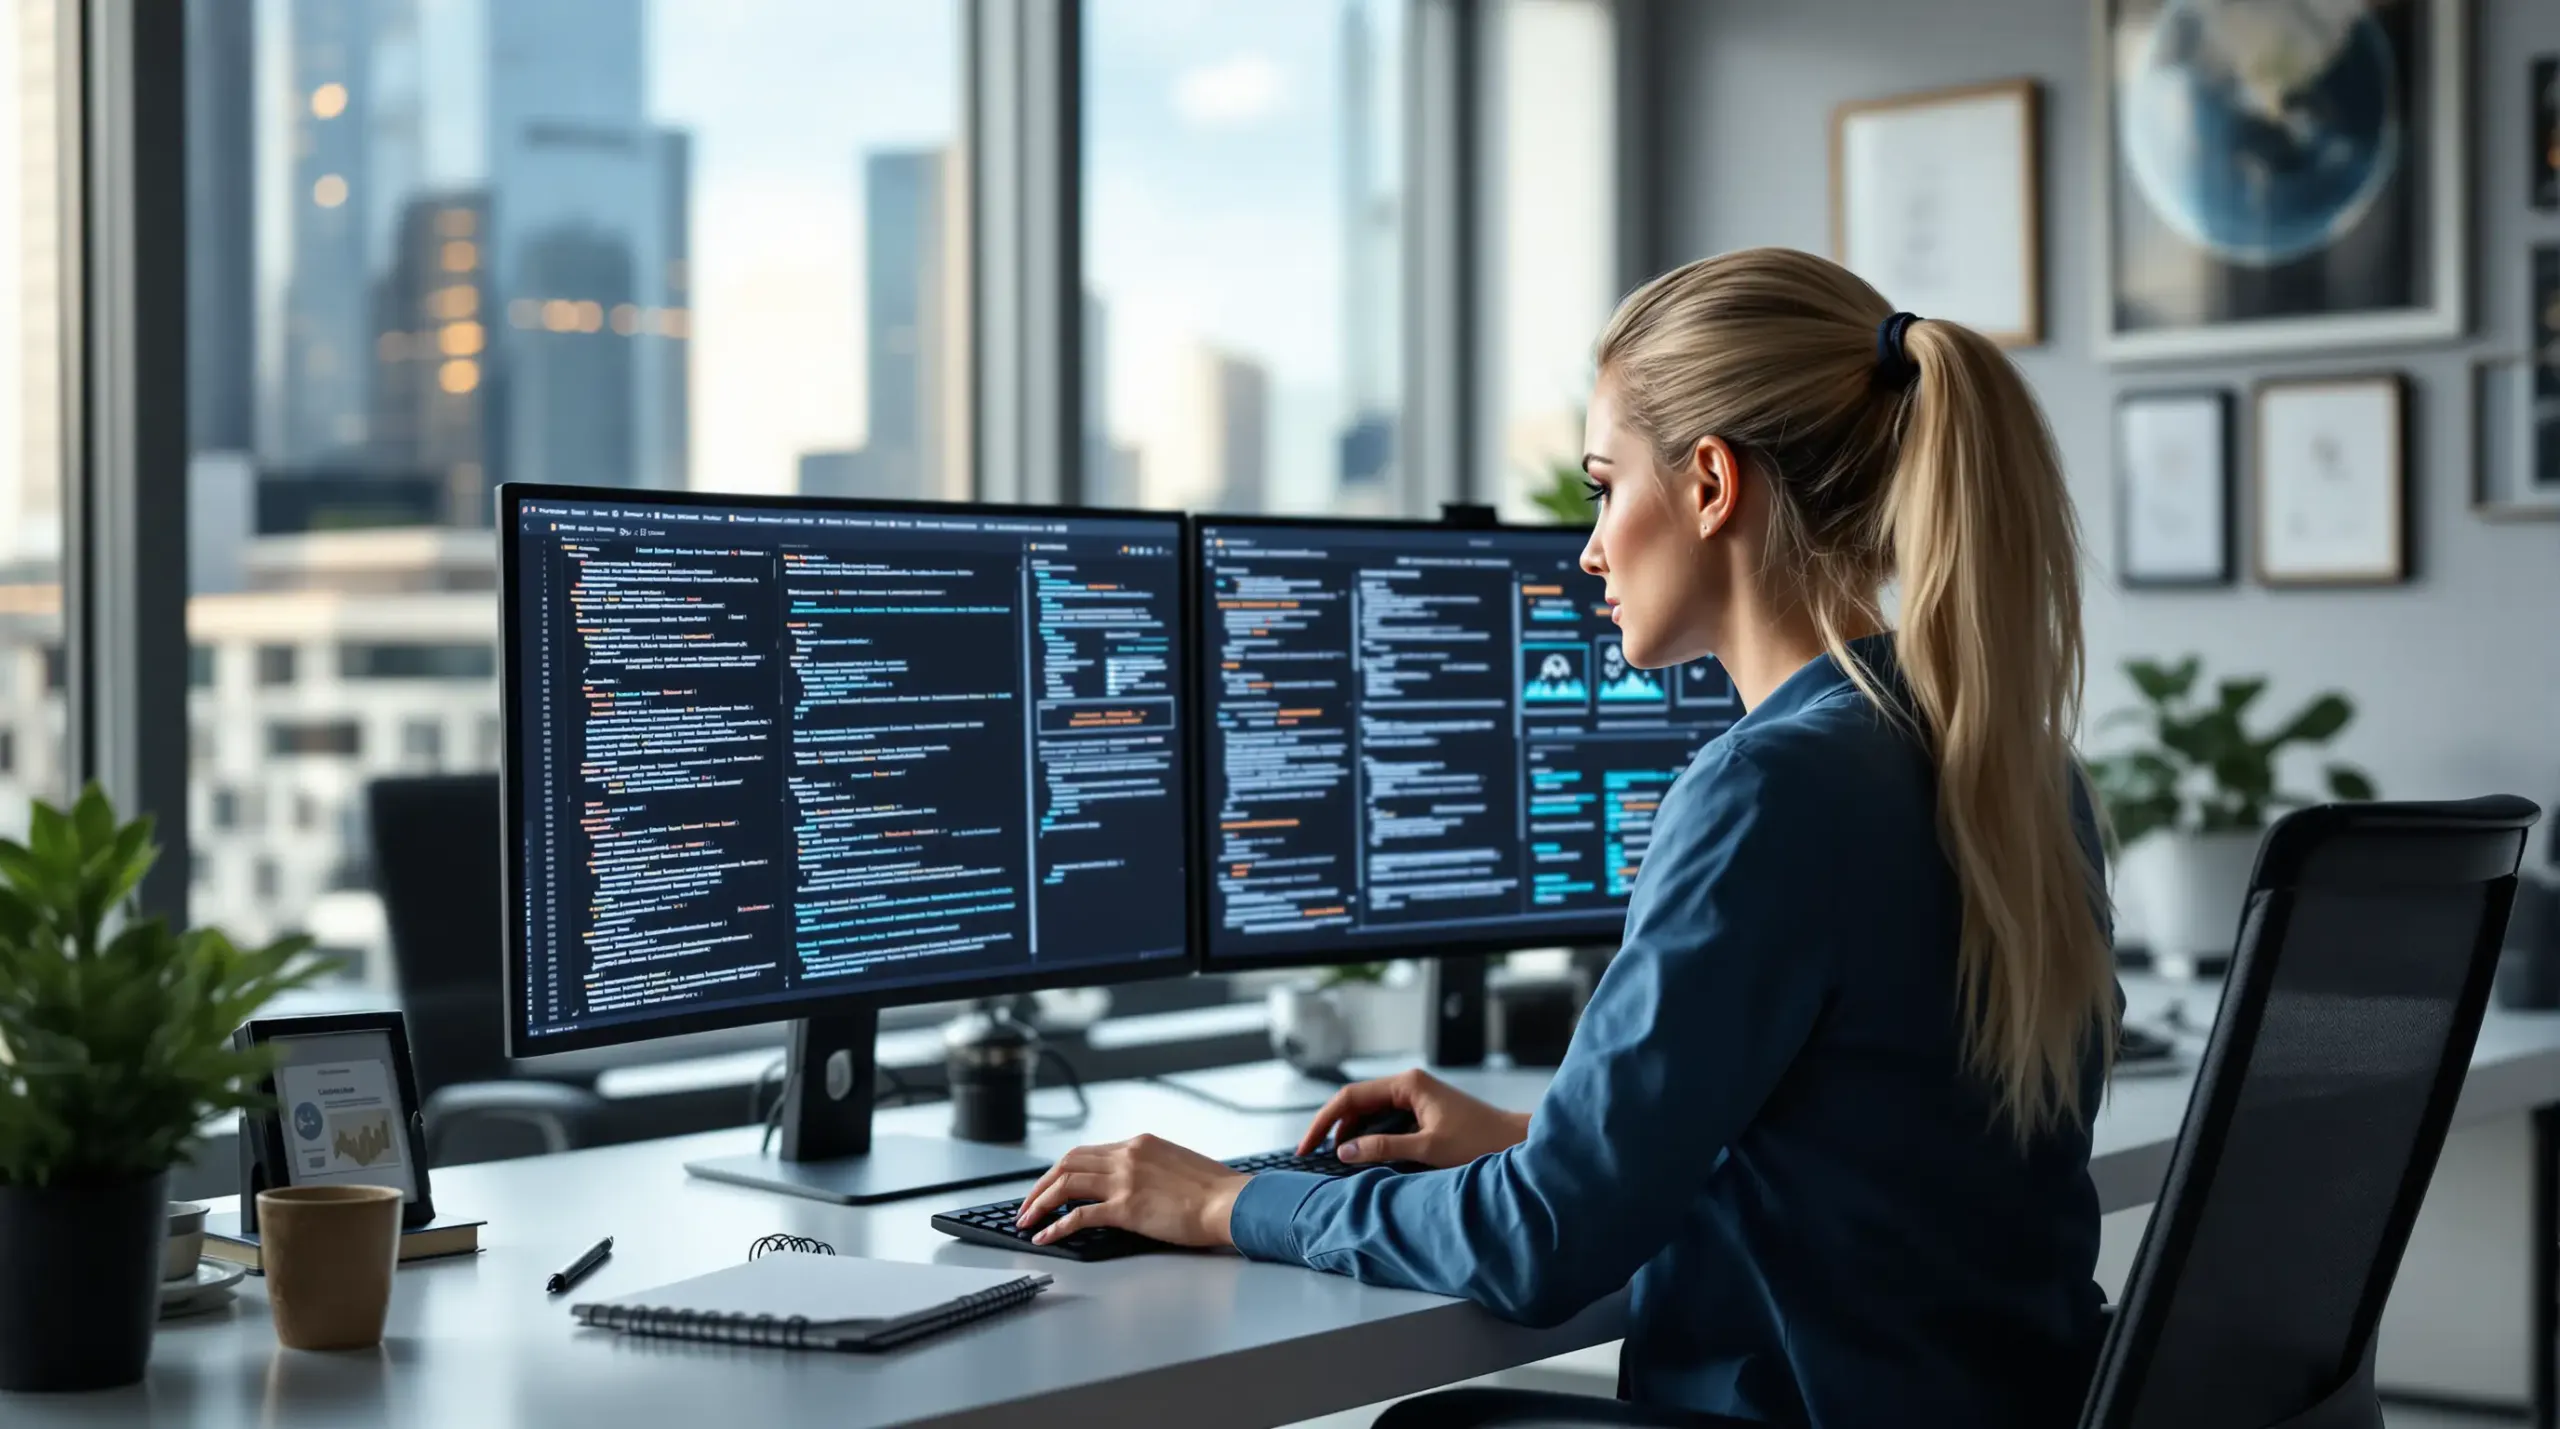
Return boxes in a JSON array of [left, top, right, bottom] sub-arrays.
[[1012, 1134, 1251, 1251], [931, 1143, 1414, 1262]]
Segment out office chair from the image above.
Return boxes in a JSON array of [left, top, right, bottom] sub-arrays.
[[368, 774, 607, 1162], [1376, 796, 2540, 1429]]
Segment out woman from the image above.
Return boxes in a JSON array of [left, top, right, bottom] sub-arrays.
[[1014, 247, 2119, 1428]]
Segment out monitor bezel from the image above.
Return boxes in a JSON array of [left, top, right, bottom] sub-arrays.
[[498, 481, 1202, 1059], [1185, 510, 1637, 976]]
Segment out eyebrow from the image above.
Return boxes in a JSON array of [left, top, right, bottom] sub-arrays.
[[1580, 453, 1612, 474]]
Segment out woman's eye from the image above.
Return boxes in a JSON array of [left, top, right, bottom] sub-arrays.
[[1581, 478, 1607, 504]]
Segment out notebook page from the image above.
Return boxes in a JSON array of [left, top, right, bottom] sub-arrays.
[[585, 1252, 1032, 1326]]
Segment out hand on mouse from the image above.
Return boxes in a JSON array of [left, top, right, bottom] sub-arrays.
[[1300, 1069, 1530, 1170]]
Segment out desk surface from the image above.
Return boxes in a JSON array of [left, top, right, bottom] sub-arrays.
[[19, 979, 2560, 1429]]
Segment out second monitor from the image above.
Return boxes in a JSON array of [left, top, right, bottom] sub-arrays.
[[1196, 517, 1741, 971]]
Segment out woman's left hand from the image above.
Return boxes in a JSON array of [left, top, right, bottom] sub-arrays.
[[1013, 1135, 1249, 1249]]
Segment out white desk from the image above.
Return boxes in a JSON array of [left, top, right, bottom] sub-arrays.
[[19, 981, 2560, 1429]]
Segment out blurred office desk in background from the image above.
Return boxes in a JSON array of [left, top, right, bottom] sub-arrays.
[[31, 977, 2560, 1429]]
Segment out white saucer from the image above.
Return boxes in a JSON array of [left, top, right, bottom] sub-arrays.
[[159, 1260, 247, 1318]]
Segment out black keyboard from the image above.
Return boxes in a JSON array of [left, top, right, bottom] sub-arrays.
[[931, 1146, 1391, 1262]]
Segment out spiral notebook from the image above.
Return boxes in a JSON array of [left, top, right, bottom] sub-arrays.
[[571, 1252, 1052, 1352]]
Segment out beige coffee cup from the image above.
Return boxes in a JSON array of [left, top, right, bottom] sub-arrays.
[[256, 1185, 404, 1351]]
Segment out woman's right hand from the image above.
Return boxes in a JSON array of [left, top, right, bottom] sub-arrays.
[[1299, 1069, 1531, 1170]]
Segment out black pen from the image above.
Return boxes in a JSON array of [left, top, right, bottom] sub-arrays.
[[547, 1236, 613, 1294]]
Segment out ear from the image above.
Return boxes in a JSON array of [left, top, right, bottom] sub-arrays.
[[1685, 436, 1746, 540]]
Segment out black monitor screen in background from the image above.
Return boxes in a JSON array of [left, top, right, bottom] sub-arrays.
[[1197, 520, 1740, 969], [504, 489, 1190, 1050]]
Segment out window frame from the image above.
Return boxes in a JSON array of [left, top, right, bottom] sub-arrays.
[[72, 0, 1628, 1046]]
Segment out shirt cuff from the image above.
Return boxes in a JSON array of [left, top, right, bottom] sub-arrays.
[[1227, 1170, 1328, 1263]]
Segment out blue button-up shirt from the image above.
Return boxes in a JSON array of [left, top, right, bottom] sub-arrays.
[[1228, 638, 2111, 1428]]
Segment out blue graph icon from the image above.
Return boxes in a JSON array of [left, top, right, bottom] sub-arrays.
[[1521, 645, 1588, 706], [293, 1102, 324, 1142], [1594, 638, 1666, 706]]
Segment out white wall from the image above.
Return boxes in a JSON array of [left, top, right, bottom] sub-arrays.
[[1647, 0, 2560, 889]]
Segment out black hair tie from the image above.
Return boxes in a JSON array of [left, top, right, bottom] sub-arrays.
[[1873, 311, 1922, 391]]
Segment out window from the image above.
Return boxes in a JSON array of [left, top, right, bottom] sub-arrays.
[[188, 644, 215, 687], [401, 717, 442, 766], [293, 792, 318, 832], [1083, 0, 1406, 515], [1488, 0, 1616, 520], [0, 0, 67, 828], [210, 787, 239, 831], [189, 721, 213, 769], [339, 641, 495, 680], [186, 0, 967, 960], [253, 858, 279, 902], [267, 720, 362, 758], [255, 644, 297, 687]]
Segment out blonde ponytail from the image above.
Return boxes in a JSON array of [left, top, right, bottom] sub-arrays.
[[1595, 248, 2115, 1141], [1888, 319, 2116, 1139]]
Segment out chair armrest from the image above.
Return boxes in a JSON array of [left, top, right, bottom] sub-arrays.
[[423, 1080, 610, 1160]]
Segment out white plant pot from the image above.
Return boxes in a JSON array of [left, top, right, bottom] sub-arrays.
[[2144, 830, 2264, 977], [1267, 978, 1427, 1072]]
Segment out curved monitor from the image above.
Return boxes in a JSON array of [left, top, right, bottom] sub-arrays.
[[1194, 516, 1738, 972], [501, 485, 1193, 1056]]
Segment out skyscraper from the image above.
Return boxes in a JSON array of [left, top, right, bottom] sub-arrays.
[[485, 0, 688, 492], [863, 148, 958, 495], [1155, 344, 1269, 515], [1082, 292, 1142, 508], [370, 190, 494, 523], [797, 145, 965, 502], [186, 0, 256, 454], [1337, 0, 1399, 490], [279, 0, 421, 466]]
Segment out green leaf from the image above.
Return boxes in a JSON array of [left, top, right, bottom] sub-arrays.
[[2270, 693, 2353, 747], [2216, 678, 2266, 718], [2125, 658, 2192, 705], [2326, 765, 2378, 802]]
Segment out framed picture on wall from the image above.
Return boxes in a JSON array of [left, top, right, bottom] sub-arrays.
[[2096, 0, 2467, 361], [2471, 356, 2560, 520], [2535, 56, 2558, 212], [1831, 78, 2043, 347], [2115, 389, 2232, 586], [2252, 374, 2408, 586]]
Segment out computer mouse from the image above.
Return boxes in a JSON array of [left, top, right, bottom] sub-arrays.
[[1336, 1107, 1419, 1143]]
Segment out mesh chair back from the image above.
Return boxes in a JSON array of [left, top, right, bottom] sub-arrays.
[[367, 774, 510, 1093], [2083, 797, 2538, 1429]]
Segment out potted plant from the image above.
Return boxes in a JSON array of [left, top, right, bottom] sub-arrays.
[[2087, 658, 2377, 976], [1528, 453, 1590, 526], [0, 785, 326, 1392]]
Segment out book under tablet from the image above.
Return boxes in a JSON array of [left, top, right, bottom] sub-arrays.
[[572, 1252, 1052, 1352]]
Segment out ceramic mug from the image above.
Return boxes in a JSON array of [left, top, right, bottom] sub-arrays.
[[255, 1185, 403, 1351], [163, 1201, 209, 1281]]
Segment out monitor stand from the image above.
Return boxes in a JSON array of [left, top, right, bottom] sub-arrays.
[[683, 1007, 1046, 1206]]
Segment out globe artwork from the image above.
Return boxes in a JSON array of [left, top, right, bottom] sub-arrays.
[[2120, 0, 2402, 267]]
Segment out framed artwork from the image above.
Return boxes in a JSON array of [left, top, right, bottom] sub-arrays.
[[2097, 0, 2467, 361], [1832, 78, 2043, 347], [2114, 389, 2233, 586], [2477, 246, 2560, 518], [2471, 356, 2560, 520], [2252, 374, 2408, 586], [2536, 56, 2557, 212]]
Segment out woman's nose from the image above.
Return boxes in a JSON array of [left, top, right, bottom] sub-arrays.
[[1579, 528, 1606, 577]]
